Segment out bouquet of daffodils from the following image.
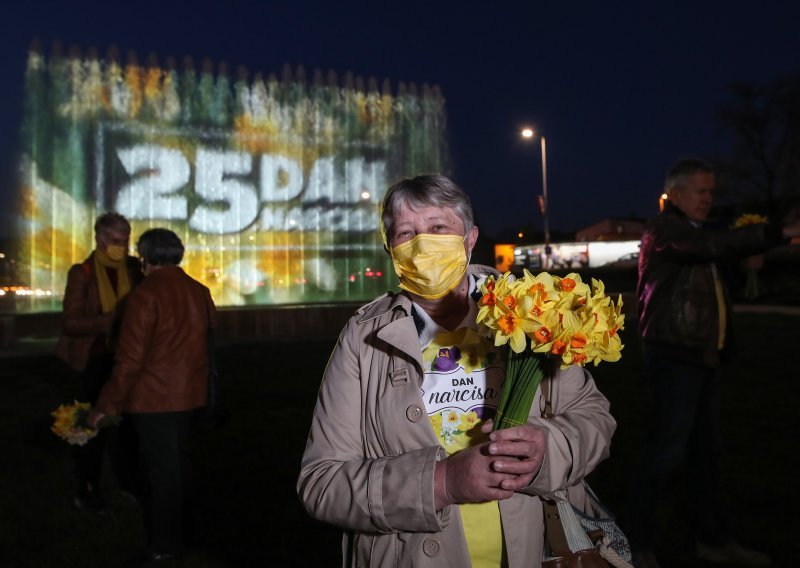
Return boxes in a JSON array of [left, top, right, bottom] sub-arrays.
[[731, 214, 769, 299], [731, 213, 768, 228], [51, 401, 118, 446], [476, 271, 625, 430]]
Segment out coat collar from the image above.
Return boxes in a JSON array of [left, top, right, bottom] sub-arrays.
[[357, 265, 500, 368]]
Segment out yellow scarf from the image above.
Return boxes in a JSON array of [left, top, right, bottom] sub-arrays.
[[93, 249, 132, 313]]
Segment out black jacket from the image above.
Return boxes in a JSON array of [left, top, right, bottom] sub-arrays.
[[637, 203, 782, 367]]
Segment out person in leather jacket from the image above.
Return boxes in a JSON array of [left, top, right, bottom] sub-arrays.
[[625, 158, 799, 568], [89, 228, 216, 563]]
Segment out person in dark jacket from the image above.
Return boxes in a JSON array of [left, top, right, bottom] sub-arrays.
[[56, 212, 144, 512], [625, 158, 799, 568], [88, 228, 216, 564]]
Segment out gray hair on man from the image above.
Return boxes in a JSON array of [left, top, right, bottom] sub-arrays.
[[380, 174, 475, 245], [664, 158, 714, 197], [94, 212, 131, 236]]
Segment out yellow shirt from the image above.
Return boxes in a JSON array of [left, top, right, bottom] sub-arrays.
[[421, 326, 506, 567]]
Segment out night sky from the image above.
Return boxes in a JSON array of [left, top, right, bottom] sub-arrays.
[[1, 1, 799, 240]]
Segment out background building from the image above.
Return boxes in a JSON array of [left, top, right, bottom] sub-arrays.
[[575, 217, 645, 242]]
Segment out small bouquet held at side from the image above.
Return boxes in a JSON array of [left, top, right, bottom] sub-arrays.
[[476, 270, 625, 431], [731, 214, 769, 300], [51, 401, 119, 446], [731, 213, 768, 228]]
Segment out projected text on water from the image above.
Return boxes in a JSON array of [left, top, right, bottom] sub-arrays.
[[17, 47, 447, 311]]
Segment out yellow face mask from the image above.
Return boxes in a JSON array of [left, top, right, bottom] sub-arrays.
[[105, 245, 127, 263], [390, 233, 468, 300]]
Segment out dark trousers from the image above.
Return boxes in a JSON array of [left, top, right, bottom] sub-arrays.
[[73, 354, 139, 493], [624, 351, 728, 550], [132, 411, 194, 555]]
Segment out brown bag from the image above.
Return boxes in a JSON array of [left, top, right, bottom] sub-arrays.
[[539, 378, 633, 568], [542, 549, 610, 568], [542, 497, 611, 567]]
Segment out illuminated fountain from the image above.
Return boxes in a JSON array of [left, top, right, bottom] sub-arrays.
[[17, 43, 448, 312]]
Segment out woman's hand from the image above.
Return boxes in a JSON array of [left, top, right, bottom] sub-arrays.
[[782, 208, 800, 239], [433, 419, 547, 510], [487, 422, 547, 491], [86, 410, 106, 430], [434, 443, 516, 510]]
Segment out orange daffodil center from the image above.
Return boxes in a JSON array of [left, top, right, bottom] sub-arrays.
[[502, 295, 518, 310], [480, 279, 496, 306], [534, 326, 552, 343], [528, 282, 548, 300], [476, 270, 625, 368], [571, 333, 587, 349], [498, 313, 517, 334]]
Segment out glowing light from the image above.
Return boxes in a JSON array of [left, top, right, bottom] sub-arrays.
[[521, 128, 534, 138], [17, 47, 448, 312]]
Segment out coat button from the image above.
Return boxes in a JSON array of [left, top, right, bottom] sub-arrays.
[[422, 538, 441, 557], [406, 405, 423, 422]]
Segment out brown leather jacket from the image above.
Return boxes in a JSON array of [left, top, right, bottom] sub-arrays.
[[637, 203, 781, 367], [95, 266, 216, 415], [55, 253, 144, 372]]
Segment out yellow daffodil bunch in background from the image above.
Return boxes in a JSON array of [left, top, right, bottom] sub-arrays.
[[731, 214, 769, 300], [732, 213, 768, 228], [51, 401, 98, 446], [476, 270, 624, 368]]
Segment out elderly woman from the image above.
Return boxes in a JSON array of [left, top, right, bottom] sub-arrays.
[[297, 175, 616, 567], [89, 228, 216, 564]]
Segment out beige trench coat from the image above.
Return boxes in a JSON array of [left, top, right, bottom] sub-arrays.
[[298, 272, 616, 567]]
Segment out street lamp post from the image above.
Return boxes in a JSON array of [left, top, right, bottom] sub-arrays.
[[540, 136, 549, 246], [521, 128, 550, 267]]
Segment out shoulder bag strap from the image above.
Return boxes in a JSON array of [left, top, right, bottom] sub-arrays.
[[540, 373, 553, 419], [540, 374, 574, 556]]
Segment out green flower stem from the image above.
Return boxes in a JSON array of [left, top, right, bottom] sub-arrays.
[[493, 350, 545, 431]]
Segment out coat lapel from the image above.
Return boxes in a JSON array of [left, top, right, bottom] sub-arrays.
[[376, 315, 424, 374]]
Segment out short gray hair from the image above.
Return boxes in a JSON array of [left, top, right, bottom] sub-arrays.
[[665, 158, 714, 197], [380, 174, 475, 245], [137, 228, 184, 266], [94, 212, 130, 236]]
